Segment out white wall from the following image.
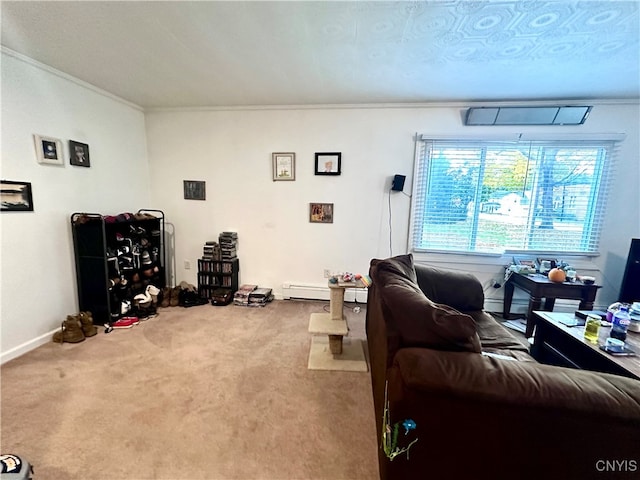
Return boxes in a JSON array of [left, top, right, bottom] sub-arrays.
[[2, 47, 638, 363], [0, 50, 151, 362], [145, 102, 640, 311]]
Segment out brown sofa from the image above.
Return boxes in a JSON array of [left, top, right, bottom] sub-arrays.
[[366, 254, 640, 480]]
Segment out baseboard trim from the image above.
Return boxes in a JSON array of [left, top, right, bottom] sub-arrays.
[[281, 283, 368, 303], [1, 328, 58, 365]]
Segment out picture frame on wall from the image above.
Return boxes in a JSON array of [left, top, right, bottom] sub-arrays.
[[34, 134, 63, 165], [272, 152, 295, 181], [1, 180, 34, 212], [309, 202, 333, 223], [69, 140, 91, 167], [315, 152, 341, 176], [183, 180, 206, 200]]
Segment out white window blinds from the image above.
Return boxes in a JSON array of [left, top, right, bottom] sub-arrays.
[[410, 137, 619, 255]]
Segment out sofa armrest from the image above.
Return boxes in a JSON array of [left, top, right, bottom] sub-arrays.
[[393, 348, 640, 421], [414, 263, 484, 311]]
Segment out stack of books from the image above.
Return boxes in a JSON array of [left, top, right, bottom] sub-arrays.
[[202, 241, 221, 261], [233, 284, 257, 306], [219, 232, 238, 260], [248, 287, 274, 307]]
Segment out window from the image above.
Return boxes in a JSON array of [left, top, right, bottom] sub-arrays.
[[410, 137, 618, 255]]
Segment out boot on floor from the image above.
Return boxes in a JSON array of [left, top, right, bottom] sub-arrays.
[[160, 287, 172, 308], [78, 311, 98, 337], [52, 315, 85, 344]]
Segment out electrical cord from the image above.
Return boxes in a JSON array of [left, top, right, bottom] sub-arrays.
[[388, 189, 393, 256], [388, 188, 412, 257]]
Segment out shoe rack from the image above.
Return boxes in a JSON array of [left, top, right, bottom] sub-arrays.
[[70, 209, 166, 325]]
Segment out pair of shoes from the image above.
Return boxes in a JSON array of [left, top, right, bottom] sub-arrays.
[[111, 316, 140, 329], [52, 315, 86, 343]]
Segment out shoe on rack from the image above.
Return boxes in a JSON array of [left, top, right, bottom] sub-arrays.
[[52, 315, 86, 343], [78, 311, 98, 337], [111, 316, 139, 329]]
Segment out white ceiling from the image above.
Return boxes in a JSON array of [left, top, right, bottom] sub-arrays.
[[2, 1, 639, 110]]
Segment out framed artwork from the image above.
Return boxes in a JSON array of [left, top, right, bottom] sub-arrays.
[[34, 134, 63, 165], [309, 202, 333, 223], [315, 152, 341, 176], [272, 152, 295, 181], [69, 140, 91, 167], [184, 180, 206, 200], [1, 180, 34, 212]]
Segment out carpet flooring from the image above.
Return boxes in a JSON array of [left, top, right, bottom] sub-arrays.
[[1, 300, 379, 480]]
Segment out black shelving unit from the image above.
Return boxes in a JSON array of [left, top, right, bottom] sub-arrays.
[[71, 209, 166, 324], [197, 258, 239, 300]]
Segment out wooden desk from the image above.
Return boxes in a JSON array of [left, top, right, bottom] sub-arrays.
[[503, 272, 601, 338], [531, 311, 640, 380]]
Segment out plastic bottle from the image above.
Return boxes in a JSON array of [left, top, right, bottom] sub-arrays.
[[611, 306, 631, 342]]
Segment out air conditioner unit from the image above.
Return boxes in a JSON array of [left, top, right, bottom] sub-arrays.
[[464, 106, 592, 126]]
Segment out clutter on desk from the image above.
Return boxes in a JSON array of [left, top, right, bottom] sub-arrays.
[[506, 256, 586, 284]]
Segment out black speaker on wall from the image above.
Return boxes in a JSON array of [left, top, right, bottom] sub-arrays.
[[619, 238, 640, 303], [391, 174, 406, 192]]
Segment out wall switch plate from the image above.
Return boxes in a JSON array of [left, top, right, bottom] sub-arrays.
[[184, 260, 191, 270], [324, 269, 331, 278]]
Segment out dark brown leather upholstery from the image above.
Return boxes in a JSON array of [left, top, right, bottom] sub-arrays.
[[366, 254, 640, 480]]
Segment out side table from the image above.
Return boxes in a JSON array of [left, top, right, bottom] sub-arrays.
[[307, 279, 368, 372], [503, 272, 601, 338]]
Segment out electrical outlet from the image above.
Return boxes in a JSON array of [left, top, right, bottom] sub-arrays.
[[324, 269, 331, 278], [184, 260, 191, 270]]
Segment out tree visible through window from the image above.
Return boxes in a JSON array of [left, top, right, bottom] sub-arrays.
[[410, 138, 615, 255]]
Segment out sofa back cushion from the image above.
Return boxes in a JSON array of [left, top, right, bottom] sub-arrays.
[[372, 254, 482, 353]]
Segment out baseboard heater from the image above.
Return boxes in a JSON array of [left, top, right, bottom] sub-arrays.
[[281, 283, 368, 303]]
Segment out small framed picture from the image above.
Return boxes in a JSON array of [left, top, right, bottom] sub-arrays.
[[315, 152, 341, 176], [69, 140, 91, 167], [184, 180, 206, 200], [272, 152, 295, 181], [1, 180, 34, 212], [34, 134, 63, 165], [309, 202, 333, 223]]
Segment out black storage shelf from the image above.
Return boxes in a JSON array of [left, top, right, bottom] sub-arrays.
[[198, 258, 239, 299], [71, 209, 166, 324]]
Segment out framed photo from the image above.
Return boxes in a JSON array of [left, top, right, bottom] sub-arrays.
[[309, 202, 333, 223], [183, 180, 206, 200], [34, 134, 63, 165], [1, 180, 34, 212], [315, 152, 341, 176], [69, 140, 90, 167], [272, 152, 295, 181]]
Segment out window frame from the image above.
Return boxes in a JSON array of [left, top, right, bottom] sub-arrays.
[[408, 134, 622, 258]]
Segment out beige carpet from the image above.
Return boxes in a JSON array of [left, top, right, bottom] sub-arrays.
[[1, 300, 379, 480]]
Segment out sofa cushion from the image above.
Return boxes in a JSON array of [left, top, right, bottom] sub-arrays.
[[371, 253, 417, 283], [375, 257, 482, 353], [468, 311, 534, 361]]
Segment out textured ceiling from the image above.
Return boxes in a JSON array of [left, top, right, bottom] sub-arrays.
[[2, 1, 639, 109]]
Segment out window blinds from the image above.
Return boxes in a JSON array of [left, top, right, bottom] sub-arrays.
[[410, 137, 619, 255]]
